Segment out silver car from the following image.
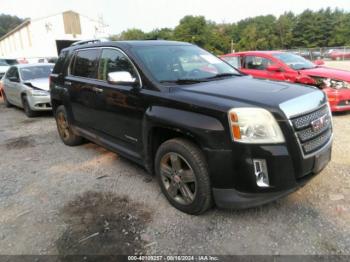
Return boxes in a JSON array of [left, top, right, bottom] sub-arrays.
[[2, 63, 53, 117]]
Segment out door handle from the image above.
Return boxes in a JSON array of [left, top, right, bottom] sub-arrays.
[[92, 87, 103, 93], [64, 81, 72, 86]]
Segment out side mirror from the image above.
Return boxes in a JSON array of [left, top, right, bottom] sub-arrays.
[[108, 71, 136, 85], [314, 59, 325, 66], [266, 65, 282, 72], [9, 76, 19, 82]]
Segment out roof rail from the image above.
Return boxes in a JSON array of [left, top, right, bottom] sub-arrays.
[[71, 39, 105, 46]]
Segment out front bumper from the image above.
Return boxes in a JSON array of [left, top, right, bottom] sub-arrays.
[[205, 137, 332, 209], [325, 88, 350, 112], [27, 94, 52, 111]]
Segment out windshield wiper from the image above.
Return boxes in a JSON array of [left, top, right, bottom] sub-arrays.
[[160, 78, 206, 84], [203, 73, 241, 80]]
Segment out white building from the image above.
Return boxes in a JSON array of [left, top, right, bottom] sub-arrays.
[[0, 10, 110, 59]]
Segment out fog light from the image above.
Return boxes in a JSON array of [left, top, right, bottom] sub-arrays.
[[253, 159, 270, 187]]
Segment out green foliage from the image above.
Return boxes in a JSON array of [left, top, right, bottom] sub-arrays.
[[109, 8, 350, 54], [0, 14, 24, 38]]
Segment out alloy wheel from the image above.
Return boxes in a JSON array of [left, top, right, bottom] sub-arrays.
[[57, 112, 70, 140], [160, 152, 197, 205]]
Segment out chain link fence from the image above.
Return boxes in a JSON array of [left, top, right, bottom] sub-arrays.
[[283, 47, 350, 61]]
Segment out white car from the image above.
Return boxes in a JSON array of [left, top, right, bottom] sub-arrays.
[[2, 63, 54, 117]]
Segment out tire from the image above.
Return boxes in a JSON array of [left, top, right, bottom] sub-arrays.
[[155, 138, 212, 215], [22, 96, 37, 118], [55, 105, 84, 146], [2, 91, 12, 108]]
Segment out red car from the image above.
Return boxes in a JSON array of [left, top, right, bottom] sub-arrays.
[[221, 51, 350, 112]]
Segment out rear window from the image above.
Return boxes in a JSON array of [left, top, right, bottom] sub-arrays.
[[71, 49, 100, 78]]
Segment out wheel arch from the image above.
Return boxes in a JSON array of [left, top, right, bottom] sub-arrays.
[[142, 106, 227, 174]]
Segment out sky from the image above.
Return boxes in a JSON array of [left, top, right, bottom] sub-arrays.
[[1, 0, 350, 34]]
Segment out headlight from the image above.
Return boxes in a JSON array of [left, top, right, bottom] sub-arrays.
[[29, 89, 49, 96], [228, 108, 285, 144], [323, 78, 350, 90]]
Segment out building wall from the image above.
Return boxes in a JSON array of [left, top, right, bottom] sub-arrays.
[[0, 11, 109, 58]]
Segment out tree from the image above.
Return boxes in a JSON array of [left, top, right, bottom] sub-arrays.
[[0, 14, 24, 37]]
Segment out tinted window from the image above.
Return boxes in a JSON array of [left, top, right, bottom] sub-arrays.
[[98, 49, 138, 81], [20, 65, 54, 81], [243, 56, 273, 70], [222, 56, 241, 68], [53, 51, 68, 74], [72, 49, 100, 78]]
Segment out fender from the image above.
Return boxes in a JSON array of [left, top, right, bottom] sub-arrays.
[[142, 106, 231, 172]]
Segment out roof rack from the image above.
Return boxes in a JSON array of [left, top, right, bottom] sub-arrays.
[[71, 39, 105, 46]]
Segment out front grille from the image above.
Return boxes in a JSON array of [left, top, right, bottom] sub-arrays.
[[291, 105, 332, 155]]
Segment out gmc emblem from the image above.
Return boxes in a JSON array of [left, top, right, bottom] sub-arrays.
[[311, 114, 329, 132]]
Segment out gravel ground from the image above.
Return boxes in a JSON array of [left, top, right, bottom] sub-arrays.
[[324, 61, 350, 70], [0, 99, 349, 256]]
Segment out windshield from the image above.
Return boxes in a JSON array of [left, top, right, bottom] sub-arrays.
[[134, 45, 240, 83], [273, 53, 316, 70], [20, 65, 53, 81], [0, 59, 18, 66]]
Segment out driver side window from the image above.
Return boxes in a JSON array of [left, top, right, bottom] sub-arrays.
[[243, 56, 273, 70], [98, 49, 138, 84], [6, 67, 19, 82]]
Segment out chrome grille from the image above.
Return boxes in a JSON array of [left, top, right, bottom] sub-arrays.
[[292, 106, 329, 130], [291, 105, 332, 155]]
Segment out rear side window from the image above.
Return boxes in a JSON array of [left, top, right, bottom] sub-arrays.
[[71, 49, 100, 78], [222, 56, 241, 68]]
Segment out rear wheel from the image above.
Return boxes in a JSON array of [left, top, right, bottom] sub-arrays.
[[155, 138, 212, 215], [22, 96, 37, 117], [55, 105, 84, 146], [2, 91, 12, 108]]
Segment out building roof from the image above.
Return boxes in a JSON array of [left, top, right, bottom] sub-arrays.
[[0, 19, 31, 42]]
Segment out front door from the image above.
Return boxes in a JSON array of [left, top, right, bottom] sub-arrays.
[[4, 67, 22, 106], [241, 55, 286, 81], [92, 48, 145, 152]]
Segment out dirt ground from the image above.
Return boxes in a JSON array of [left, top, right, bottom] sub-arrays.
[[0, 96, 349, 256]]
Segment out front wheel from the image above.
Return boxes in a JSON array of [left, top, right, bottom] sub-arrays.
[[155, 138, 212, 215], [22, 96, 37, 117]]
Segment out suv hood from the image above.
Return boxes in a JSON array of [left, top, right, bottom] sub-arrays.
[[24, 78, 50, 91], [179, 76, 319, 109], [300, 67, 350, 82]]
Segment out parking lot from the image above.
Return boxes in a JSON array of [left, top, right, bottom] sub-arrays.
[[0, 97, 349, 255]]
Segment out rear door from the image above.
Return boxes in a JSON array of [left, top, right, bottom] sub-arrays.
[[65, 48, 102, 129], [241, 55, 286, 81]]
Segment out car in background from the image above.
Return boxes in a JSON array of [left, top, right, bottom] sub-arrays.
[[221, 51, 350, 112], [329, 50, 350, 60], [1, 63, 54, 117], [0, 58, 18, 79]]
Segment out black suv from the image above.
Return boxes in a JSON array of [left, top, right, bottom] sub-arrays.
[[50, 40, 333, 214]]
